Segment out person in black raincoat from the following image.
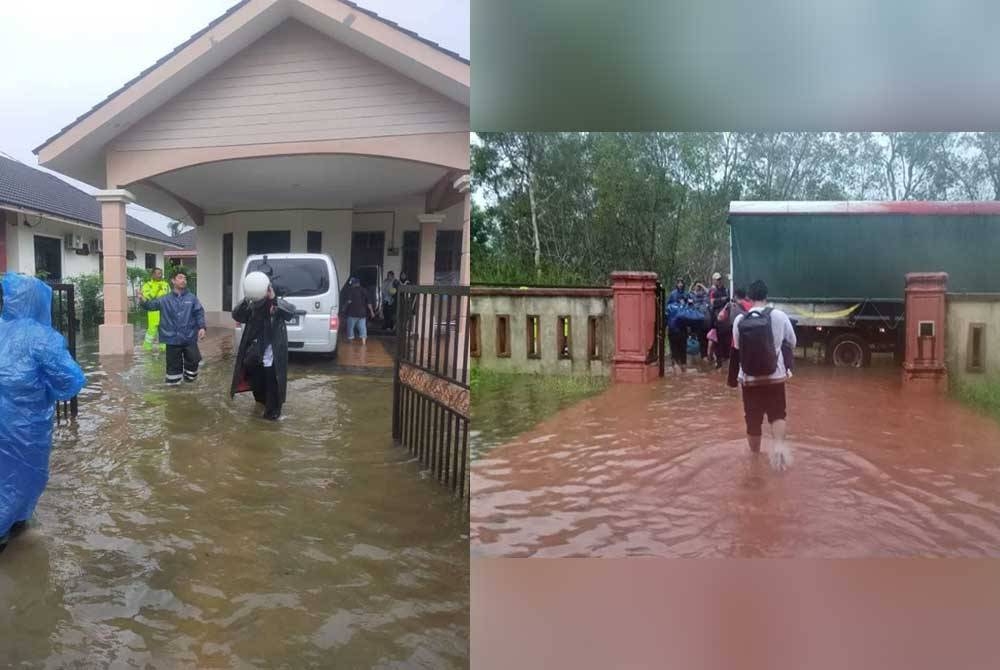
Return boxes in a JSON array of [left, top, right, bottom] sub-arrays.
[[230, 278, 296, 420]]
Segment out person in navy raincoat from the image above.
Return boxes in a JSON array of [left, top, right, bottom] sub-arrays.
[[0, 274, 86, 550], [138, 271, 206, 384]]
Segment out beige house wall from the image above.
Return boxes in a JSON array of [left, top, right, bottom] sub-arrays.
[[113, 21, 468, 154], [4, 210, 19, 271], [195, 198, 464, 324], [946, 295, 1000, 381]]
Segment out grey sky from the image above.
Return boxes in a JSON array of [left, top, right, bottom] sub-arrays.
[[0, 0, 469, 231]]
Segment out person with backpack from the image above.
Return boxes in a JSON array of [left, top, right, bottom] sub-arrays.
[[727, 280, 797, 470], [690, 282, 711, 360], [709, 272, 731, 368], [733, 287, 753, 313], [667, 278, 689, 305]]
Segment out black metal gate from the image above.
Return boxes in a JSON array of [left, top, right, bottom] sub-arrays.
[[50, 283, 79, 422], [651, 280, 666, 376], [0, 279, 78, 421], [392, 284, 470, 501]]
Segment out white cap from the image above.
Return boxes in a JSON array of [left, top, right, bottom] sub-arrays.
[[712, 272, 723, 280], [243, 271, 270, 300]]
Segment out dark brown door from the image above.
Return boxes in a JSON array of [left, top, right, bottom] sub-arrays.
[[434, 230, 462, 285], [222, 233, 234, 311], [307, 231, 322, 254], [350, 231, 385, 275], [402, 231, 420, 282]]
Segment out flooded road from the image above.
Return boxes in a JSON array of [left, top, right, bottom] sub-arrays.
[[470, 373, 609, 460], [472, 365, 1000, 558], [1, 334, 468, 668]]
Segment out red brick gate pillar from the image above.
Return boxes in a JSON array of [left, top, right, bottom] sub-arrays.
[[902, 272, 948, 392], [611, 271, 659, 383]]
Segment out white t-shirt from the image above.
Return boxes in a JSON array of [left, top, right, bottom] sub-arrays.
[[732, 306, 796, 385]]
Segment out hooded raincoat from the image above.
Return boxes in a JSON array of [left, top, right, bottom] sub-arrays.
[[229, 296, 296, 404], [0, 274, 86, 538], [140, 277, 170, 349]]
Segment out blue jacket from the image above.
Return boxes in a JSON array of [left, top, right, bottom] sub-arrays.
[[142, 290, 206, 345], [0, 274, 86, 536], [668, 289, 689, 304]]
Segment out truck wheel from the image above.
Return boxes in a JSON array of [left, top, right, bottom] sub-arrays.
[[827, 333, 871, 368]]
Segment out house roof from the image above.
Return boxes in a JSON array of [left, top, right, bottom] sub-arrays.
[[0, 155, 182, 247], [33, 0, 468, 155], [173, 228, 196, 249]]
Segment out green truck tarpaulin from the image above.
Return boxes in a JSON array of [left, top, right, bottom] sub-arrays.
[[729, 203, 1000, 301]]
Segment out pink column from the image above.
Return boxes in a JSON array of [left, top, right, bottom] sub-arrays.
[[902, 272, 948, 392], [95, 189, 135, 357], [417, 213, 444, 285], [611, 271, 659, 383]]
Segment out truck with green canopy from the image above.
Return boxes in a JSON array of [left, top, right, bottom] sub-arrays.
[[728, 201, 1000, 367]]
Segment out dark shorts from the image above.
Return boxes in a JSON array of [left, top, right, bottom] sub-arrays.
[[741, 382, 787, 436]]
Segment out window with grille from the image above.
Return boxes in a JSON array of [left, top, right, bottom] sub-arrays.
[[968, 323, 986, 373], [557, 316, 572, 359], [526, 315, 541, 359], [496, 315, 511, 358], [588, 316, 602, 360]]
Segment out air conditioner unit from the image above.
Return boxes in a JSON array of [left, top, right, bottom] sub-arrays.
[[64, 233, 84, 250], [91, 238, 103, 253]]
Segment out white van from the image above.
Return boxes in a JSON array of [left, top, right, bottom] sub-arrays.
[[234, 253, 340, 354]]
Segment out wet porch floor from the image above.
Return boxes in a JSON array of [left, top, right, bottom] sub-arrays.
[[471, 365, 1000, 558], [0, 332, 468, 668]]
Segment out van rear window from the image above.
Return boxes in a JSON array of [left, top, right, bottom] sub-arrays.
[[247, 259, 330, 297]]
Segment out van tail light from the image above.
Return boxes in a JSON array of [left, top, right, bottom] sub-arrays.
[[329, 312, 339, 331]]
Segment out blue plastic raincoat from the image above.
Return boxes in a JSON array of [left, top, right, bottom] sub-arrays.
[[0, 274, 86, 538]]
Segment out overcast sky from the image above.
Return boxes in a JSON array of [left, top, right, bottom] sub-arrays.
[[0, 0, 469, 231]]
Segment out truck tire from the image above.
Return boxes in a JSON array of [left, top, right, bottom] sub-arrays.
[[826, 333, 871, 368]]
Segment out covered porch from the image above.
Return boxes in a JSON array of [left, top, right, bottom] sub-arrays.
[[118, 150, 470, 329], [33, 0, 470, 356]]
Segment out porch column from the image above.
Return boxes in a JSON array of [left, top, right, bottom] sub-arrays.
[[456, 174, 471, 287], [95, 189, 136, 357], [417, 213, 445, 285]]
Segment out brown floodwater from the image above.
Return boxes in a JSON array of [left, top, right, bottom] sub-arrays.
[[471, 364, 1000, 558], [0, 335, 468, 668]]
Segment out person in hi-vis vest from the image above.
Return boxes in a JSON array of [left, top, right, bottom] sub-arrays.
[[140, 268, 171, 352]]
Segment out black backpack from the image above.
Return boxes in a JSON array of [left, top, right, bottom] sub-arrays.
[[738, 307, 777, 376]]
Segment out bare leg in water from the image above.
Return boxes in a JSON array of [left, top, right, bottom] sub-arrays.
[[769, 419, 792, 470]]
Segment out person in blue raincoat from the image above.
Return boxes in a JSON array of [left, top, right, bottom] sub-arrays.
[[667, 278, 689, 305], [0, 274, 86, 550], [666, 279, 691, 370]]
